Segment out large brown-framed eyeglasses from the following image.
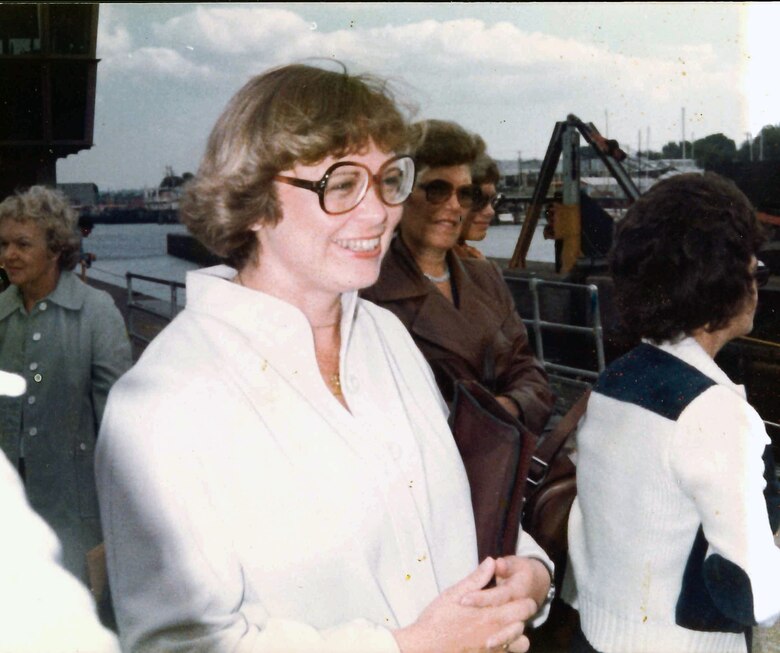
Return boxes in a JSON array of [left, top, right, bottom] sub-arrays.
[[274, 155, 415, 215]]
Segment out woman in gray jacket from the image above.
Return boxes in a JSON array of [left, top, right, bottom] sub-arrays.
[[0, 186, 132, 583]]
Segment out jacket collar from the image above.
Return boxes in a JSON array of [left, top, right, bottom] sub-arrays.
[[0, 270, 85, 320], [371, 233, 490, 303], [653, 336, 746, 399], [185, 265, 360, 356], [370, 235, 506, 367], [368, 234, 430, 302]]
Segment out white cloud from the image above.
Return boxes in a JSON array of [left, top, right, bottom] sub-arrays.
[[61, 4, 754, 188], [153, 6, 318, 55], [745, 3, 780, 134], [111, 6, 740, 124], [96, 4, 133, 57], [101, 46, 214, 81]]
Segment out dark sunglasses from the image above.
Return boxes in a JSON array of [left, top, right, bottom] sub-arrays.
[[753, 260, 770, 288], [274, 155, 415, 216], [472, 190, 504, 212], [418, 179, 479, 209]]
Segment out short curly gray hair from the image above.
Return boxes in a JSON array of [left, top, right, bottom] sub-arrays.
[[0, 185, 80, 270], [180, 63, 412, 270]]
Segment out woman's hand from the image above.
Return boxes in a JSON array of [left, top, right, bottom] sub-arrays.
[[393, 557, 537, 653], [460, 556, 552, 652], [495, 395, 521, 420]]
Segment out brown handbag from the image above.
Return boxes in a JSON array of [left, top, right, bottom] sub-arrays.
[[521, 389, 590, 651], [449, 378, 538, 561]]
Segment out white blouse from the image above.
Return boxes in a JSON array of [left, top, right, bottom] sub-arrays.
[[96, 266, 550, 652]]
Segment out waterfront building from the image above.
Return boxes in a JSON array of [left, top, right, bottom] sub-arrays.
[[0, 4, 99, 199]]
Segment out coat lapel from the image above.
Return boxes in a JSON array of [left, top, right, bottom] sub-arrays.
[[374, 237, 505, 367]]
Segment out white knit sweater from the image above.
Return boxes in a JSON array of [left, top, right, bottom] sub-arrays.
[[563, 337, 780, 653]]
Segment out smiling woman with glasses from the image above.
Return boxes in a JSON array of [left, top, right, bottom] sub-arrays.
[[363, 122, 555, 628], [94, 64, 552, 653], [363, 117, 554, 444]]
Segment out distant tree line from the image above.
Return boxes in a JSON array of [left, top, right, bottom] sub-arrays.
[[580, 124, 780, 171]]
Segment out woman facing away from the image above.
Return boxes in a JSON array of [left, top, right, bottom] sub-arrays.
[[563, 172, 780, 653], [95, 63, 553, 653], [362, 119, 553, 436], [0, 186, 131, 584]]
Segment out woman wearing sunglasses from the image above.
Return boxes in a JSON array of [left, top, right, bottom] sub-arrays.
[[364, 119, 554, 436], [95, 65, 552, 653], [454, 139, 502, 261]]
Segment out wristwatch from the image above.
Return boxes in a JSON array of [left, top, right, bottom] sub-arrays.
[[527, 556, 556, 606], [544, 577, 556, 605]]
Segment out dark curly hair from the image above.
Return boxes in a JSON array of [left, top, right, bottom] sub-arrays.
[[180, 63, 412, 270], [610, 172, 765, 342]]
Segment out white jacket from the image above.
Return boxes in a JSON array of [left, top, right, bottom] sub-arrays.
[[96, 265, 550, 652], [565, 337, 780, 653]]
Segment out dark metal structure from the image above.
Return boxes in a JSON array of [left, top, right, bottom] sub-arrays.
[[509, 114, 639, 269], [0, 3, 99, 199]]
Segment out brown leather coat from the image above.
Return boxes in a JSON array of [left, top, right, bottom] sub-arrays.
[[362, 236, 554, 434]]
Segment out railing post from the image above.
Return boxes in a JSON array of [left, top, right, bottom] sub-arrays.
[[510, 276, 606, 386], [588, 284, 606, 372], [530, 277, 545, 366], [123, 271, 185, 346]]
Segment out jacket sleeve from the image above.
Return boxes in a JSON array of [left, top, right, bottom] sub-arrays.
[[671, 385, 780, 628], [0, 450, 120, 653], [95, 375, 400, 653], [89, 292, 132, 430], [515, 528, 554, 628], [489, 265, 554, 434]]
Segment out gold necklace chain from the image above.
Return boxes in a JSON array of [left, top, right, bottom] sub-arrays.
[[236, 271, 343, 397], [330, 372, 342, 397]]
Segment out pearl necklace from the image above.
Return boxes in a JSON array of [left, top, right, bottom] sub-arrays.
[[424, 269, 451, 283]]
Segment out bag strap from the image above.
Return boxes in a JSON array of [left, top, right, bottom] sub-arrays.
[[482, 343, 496, 393], [527, 388, 591, 489]]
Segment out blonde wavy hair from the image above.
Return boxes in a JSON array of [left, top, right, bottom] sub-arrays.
[[180, 63, 412, 269]]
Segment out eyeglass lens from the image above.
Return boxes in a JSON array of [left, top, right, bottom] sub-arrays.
[[754, 260, 770, 288], [322, 156, 414, 214], [473, 190, 502, 211], [422, 180, 476, 209]]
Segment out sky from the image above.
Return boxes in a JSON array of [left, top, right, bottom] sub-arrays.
[[57, 2, 780, 191]]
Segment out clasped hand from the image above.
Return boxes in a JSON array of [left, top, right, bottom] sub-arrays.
[[395, 555, 548, 653]]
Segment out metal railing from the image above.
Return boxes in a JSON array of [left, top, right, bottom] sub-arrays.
[[125, 272, 185, 344], [504, 276, 606, 388]]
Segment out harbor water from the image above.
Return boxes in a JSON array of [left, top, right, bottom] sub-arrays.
[[84, 219, 557, 304]]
